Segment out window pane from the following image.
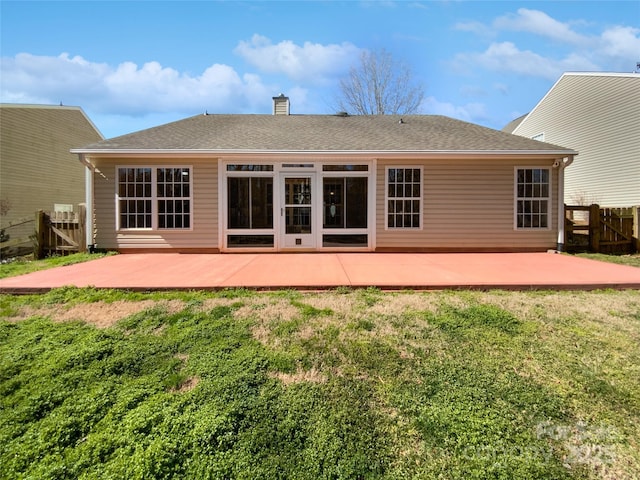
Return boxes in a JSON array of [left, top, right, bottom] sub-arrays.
[[345, 177, 367, 228], [405, 169, 412, 182], [323, 165, 368, 171], [227, 165, 274, 172], [323, 234, 367, 247], [228, 177, 250, 229], [228, 235, 274, 247], [286, 207, 311, 234], [251, 178, 273, 229], [525, 170, 532, 183], [540, 215, 548, 228], [324, 179, 344, 228], [388, 169, 396, 183]]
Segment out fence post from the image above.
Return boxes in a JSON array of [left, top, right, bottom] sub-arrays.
[[77, 203, 87, 253], [34, 210, 45, 259], [589, 204, 600, 253]]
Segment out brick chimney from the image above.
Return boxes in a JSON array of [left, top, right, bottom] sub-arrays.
[[272, 94, 290, 115]]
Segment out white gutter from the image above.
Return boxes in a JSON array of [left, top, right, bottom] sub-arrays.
[[556, 156, 575, 252], [70, 148, 578, 158]]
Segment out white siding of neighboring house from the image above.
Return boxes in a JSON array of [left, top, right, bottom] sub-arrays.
[[376, 158, 559, 251], [92, 157, 218, 251], [513, 73, 640, 207]]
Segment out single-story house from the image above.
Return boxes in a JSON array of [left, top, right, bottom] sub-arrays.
[[504, 72, 639, 207], [72, 95, 577, 253], [0, 104, 104, 245]]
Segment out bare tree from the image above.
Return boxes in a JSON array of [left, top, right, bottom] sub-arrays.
[[336, 48, 424, 115]]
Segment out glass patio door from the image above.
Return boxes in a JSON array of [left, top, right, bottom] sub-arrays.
[[281, 175, 315, 248]]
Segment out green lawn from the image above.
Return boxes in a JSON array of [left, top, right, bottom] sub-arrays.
[[1, 287, 639, 479], [0, 252, 113, 279], [574, 253, 640, 269]]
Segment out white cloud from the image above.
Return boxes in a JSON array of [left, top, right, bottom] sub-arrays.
[[233, 34, 361, 83], [597, 25, 640, 63], [454, 21, 495, 38], [421, 96, 488, 123], [494, 8, 589, 46], [0, 52, 275, 115], [456, 9, 640, 77], [453, 41, 599, 81]]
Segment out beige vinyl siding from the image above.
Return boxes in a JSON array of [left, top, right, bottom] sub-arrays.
[[92, 157, 218, 250], [0, 105, 102, 241], [513, 73, 639, 207], [376, 159, 558, 251]]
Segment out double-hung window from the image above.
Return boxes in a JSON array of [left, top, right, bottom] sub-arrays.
[[515, 168, 550, 229], [117, 167, 192, 230], [386, 167, 422, 229]]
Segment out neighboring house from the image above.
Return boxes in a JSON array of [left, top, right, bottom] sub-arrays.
[[504, 72, 639, 207], [72, 95, 576, 253], [0, 104, 104, 245]]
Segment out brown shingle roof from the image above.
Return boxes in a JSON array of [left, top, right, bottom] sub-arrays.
[[502, 113, 528, 134], [75, 114, 574, 153]]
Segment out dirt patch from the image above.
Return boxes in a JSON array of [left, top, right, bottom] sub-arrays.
[[172, 376, 200, 393], [11, 300, 185, 329], [270, 367, 327, 385]]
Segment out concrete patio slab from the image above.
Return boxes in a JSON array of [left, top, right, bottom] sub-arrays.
[[1, 252, 639, 293]]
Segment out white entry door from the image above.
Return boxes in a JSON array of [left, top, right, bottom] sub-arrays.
[[281, 175, 315, 249]]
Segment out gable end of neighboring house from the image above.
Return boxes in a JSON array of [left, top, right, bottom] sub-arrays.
[[511, 72, 640, 207], [73, 98, 576, 254], [0, 104, 104, 245]]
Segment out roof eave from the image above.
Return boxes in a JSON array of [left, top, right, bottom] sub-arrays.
[[71, 148, 578, 157]]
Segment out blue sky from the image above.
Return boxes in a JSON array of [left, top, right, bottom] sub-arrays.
[[2, 1, 639, 139]]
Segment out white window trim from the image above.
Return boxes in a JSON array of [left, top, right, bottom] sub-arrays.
[[116, 165, 193, 231], [384, 166, 423, 230], [514, 167, 552, 231]]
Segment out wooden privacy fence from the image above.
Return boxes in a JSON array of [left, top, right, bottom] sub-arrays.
[[0, 215, 35, 255], [565, 204, 639, 254], [0, 204, 87, 259]]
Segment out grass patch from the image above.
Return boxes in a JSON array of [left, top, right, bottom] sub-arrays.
[[574, 253, 640, 268], [1, 288, 639, 479], [0, 252, 114, 279]]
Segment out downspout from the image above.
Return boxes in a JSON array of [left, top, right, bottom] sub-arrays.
[[78, 154, 95, 252], [555, 156, 574, 252]]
